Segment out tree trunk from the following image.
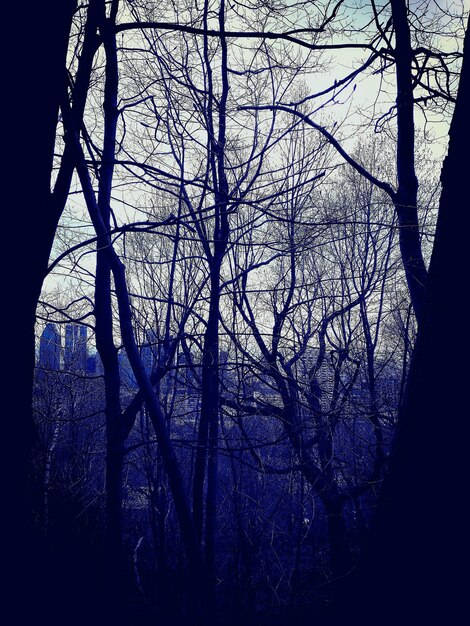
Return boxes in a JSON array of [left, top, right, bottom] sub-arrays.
[[6, 0, 98, 539], [323, 498, 354, 583], [192, 270, 221, 538], [390, 0, 428, 325], [2, 4, 111, 623], [337, 17, 470, 625], [6, 0, 75, 523], [95, 1, 124, 577], [191, 264, 222, 623], [68, 129, 209, 619]]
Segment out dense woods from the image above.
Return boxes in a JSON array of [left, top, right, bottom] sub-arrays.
[[4, 1, 468, 625]]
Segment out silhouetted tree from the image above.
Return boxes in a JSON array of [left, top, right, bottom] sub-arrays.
[[337, 15, 470, 626]]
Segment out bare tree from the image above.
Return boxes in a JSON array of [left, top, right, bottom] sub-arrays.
[[18, 2, 467, 623]]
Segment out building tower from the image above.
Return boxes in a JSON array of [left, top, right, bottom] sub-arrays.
[[64, 323, 87, 372], [38, 323, 61, 370]]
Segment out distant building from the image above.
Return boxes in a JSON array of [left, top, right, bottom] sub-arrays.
[[86, 351, 104, 376], [64, 323, 87, 372], [38, 323, 61, 370], [86, 353, 97, 375]]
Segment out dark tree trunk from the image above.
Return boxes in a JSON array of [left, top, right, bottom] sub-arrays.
[[6, 0, 98, 537], [336, 17, 470, 626], [1, 4, 119, 623], [192, 255, 224, 625], [273, 369, 355, 587], [323, 498, 354, 583], [361, 301, 385, 476], [390, 0, 428, 325], [193, 269, 221, 548], [68, 130, 209, 620], [6, 0, 75, 525], [95, 1, 124, 576]]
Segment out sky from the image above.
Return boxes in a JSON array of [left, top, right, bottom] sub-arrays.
[[38, 0, 469, 334]]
